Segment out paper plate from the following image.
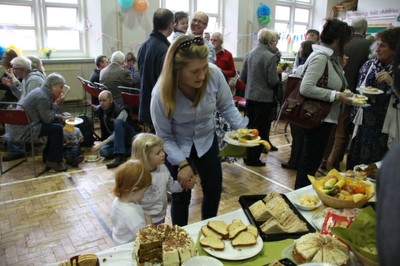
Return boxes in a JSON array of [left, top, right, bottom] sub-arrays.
[[358, 87, 384, 95], [201, 235, 263, 260], [85, 155, 101, 162], [182, 256, 223, 266], [65, 117, 83, 125], [223, 131, 261, 147]]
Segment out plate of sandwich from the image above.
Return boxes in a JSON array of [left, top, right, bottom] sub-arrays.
[[199, 220, 263, 260]]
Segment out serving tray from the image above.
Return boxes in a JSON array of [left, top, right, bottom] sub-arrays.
[[239, 194, 316, 241]]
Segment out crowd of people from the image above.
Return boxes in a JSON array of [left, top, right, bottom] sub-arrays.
[[1, 8, 400, 261]]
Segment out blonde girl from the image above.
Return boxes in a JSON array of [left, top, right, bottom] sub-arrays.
[[132, 133, 191, 225], [110, 159, 152, 245]]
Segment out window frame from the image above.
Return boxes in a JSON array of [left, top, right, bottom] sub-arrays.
[[160, 0, 221, 34], [274, 0, 314, 55], [0, 0, 86, 58]]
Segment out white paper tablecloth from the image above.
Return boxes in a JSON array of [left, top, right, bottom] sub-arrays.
[[46, 186, 325, 266]]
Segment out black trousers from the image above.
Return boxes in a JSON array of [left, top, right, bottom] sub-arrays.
[[246, 99, 275, 163], [166, 134, 222, 226], [295, 122, 334, 189]]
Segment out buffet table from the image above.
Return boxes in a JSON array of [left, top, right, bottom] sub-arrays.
[[48, 185, 367, 265]]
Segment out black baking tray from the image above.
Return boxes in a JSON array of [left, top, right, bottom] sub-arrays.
[[239, 194, 316, 241]]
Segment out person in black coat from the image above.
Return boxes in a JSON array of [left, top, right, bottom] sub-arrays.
[[137, 8, 173, 130]]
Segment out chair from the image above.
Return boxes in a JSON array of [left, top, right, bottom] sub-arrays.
[[77, 76, 102, 125], [0, 102, 39, 177], [77, 76, 102, 116], [233, 78, 247, 112], [121, 91, 140, 120], [118, 86, 140, 94]]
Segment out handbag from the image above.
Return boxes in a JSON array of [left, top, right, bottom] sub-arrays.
[[281, 61, 332, 129]]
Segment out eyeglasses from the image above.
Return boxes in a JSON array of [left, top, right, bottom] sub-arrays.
[[192, 18, 206, 26], [177, 36, 205, 50]]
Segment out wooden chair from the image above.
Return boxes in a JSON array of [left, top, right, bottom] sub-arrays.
[[0, 102, 40, 177]]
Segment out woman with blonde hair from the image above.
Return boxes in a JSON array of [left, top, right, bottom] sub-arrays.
[[150, 35, 248, 225]]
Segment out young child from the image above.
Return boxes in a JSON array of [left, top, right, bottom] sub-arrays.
[[63, 118, 84, 166], [171, 11, 189, 42], [110, 159, 152, 245], [131, 133, 194, 225]]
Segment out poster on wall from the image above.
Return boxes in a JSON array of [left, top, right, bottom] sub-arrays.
[[345, 7, 400, 34]]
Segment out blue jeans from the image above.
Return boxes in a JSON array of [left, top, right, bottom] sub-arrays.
[[39, 123, 64, 163], [63, 143, 81, 160], [7, 141, 24, 155], [167, 134, 222, 226], [99, 119, 135, 159]]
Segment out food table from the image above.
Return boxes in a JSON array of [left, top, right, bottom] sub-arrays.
[[49, 185, 370, 266]]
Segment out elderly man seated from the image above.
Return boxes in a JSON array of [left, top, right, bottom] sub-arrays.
[[2, 56, 46, 161], [92, 90, 136, 169], [5, 73, 68, 172], [99, 51, 133, 106]]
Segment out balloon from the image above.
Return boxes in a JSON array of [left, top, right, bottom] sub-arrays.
[[0, 46, 6, 58], [118, 0, 134, 9], [134, 0, 149, 13], [258, 15, 271, 25], [257, 4, 271, 17]]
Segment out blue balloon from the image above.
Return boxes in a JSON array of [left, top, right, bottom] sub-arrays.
[[0, 46, 6, 59], [118, 0, 134, 9], [257, 4, 271, 17]]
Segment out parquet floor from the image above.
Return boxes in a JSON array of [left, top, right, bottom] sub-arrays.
[[0, 120, 304, 266]]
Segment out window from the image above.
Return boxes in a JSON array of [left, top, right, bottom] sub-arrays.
[[274, 0, 313, 55], [160, 0, 221, 33], [0, 0, 85, 58]]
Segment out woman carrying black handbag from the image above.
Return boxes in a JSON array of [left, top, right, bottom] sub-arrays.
[[294, 19, 353, 189]]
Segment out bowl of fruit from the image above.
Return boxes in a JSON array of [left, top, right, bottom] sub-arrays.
[[308, 169, 375, 209]]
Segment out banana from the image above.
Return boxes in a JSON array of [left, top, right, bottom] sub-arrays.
[[238, 139, 271, 150], [324, 177, 338, 189]]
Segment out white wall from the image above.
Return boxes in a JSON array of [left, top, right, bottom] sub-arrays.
[[357, 0, 399, 10], [88, 0, 398, 58]]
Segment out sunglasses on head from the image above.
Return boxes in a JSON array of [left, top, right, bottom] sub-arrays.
[[177, 36, 205, 50]]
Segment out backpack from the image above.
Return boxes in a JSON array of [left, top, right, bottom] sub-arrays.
[[76, 115, 97, 147]]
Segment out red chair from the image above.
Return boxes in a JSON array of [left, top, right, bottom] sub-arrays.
[[233, 79, 247, 112], [121, 92, 140, 120], [77, 76, 102, 117], [0, 102, 40, 177]]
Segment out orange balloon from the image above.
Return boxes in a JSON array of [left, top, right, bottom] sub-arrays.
[[134, 0, 149, 13]]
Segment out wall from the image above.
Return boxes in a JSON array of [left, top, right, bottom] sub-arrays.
[[48, 0, 398, 103]]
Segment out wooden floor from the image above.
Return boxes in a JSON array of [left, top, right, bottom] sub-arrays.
[[0, 120, 303, 266]]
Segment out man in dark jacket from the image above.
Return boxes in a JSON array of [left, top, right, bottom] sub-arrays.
[[92, 90, 135, 169], [137, 8, 173, 130]]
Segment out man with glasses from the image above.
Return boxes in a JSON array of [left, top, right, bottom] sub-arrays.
[[190, 12, 216, 64]]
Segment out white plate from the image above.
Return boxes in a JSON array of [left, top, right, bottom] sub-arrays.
[[351, 94, 368, 101], [223, 131, 261, 147], [358, 87, 384, 95], [182, 256, 223, 266], [65, 117, 83, 125], [351, 101, 370, 107], [201, 235, 263, 261], [294, 199, 322, 211], [85, 155, 101, 162]]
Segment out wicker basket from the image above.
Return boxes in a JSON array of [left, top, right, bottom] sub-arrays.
[[314, 187, 374, 209], [352, 248, 378, 266]]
